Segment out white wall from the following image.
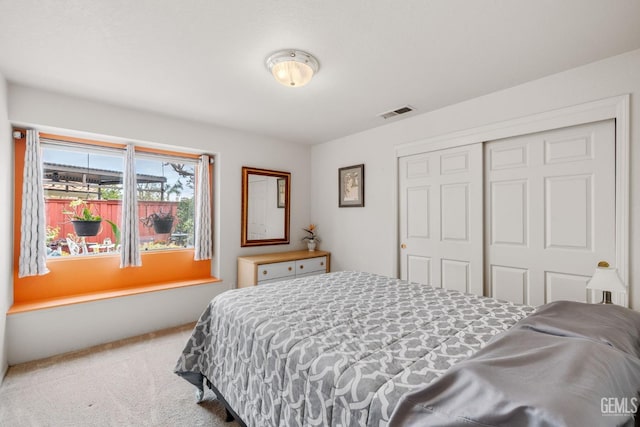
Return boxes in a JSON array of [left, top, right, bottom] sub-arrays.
[[0, 74, 13, 378], [6, 84, 310, 364], [311, 48, 640, 310]]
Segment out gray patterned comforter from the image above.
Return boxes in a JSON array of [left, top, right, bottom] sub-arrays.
[[174, 271, 534, 427]]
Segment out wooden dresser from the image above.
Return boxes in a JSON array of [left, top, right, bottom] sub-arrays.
[[237, 250, 331, 288]]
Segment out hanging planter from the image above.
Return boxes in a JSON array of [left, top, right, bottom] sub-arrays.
[[71, 220, 102, 237], [141, 210, 175, 235], [63, 198, 103, 237], [152, 217, 174, 234]]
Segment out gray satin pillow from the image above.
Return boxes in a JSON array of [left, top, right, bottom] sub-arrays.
[[516, 300, 640, 358]]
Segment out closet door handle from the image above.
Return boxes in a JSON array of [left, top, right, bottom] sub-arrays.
[[401, 243, 407, 249]]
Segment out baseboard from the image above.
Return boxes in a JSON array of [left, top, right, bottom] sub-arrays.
[[0, 362, 7, 385]]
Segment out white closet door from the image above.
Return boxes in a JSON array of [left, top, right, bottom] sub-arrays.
[[399, 143, 483, 295], [485, 120, 616, 306]]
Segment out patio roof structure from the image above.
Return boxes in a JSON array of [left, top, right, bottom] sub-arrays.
[[43, 162, 168, 199]]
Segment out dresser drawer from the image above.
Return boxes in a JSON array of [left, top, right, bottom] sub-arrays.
[[257, 261, 296, 283], [237, 250, 331, 287], [295, 256, 327, 275]]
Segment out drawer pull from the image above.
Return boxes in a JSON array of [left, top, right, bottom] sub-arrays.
[[320, 262, 324, 266], [288, 267, 292, 271], [262, 270, 267, 275], [299, 265, 304, 269]]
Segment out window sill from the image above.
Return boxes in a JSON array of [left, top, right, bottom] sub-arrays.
[[45, 247, 194, 262], [7, 277, 221, 315]]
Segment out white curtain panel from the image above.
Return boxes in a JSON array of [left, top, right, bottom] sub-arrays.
[[119, 144, 142, 268], [194, 155, 212, 261], [18, 130, 50, 278]]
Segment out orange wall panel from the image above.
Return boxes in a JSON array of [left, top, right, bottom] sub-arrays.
[[13, 133, 213, 305]]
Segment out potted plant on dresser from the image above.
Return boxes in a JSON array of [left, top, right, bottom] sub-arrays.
[[302, 224, 321, 251], [62, 198, 102, 237]]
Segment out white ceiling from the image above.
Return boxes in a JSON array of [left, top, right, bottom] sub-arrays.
[[1, 1, 639, 145]]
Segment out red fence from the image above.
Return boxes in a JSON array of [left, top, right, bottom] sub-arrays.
[[45, 199, 179, 245]]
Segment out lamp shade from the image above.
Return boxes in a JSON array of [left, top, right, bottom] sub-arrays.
[[266, 49, 319, 87], [586, 263, 626, 293]]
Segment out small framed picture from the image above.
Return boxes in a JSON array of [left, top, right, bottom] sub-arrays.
[[277, 178, 286, 208], [338, 164, 364, 207]]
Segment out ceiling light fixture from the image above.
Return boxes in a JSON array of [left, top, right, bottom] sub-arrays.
[[265, 49, 319, 88]]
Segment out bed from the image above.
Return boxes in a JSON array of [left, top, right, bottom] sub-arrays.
[[174, 271, 640, 426]]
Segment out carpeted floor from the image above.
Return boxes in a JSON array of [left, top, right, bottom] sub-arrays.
[[0, 323, 240, 427]]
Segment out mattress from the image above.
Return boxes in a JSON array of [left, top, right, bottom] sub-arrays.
[[174, 271, 534, 426]]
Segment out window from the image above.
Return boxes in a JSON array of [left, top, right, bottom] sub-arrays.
[[12, 131, 215, 310], [41, 141, 198, 257], [42, 142, 124, 257], [135, 154, 196, 252]]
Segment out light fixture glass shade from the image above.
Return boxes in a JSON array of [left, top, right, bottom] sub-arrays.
[[586, 263, 626, 292], [266, 49, 319, 87]]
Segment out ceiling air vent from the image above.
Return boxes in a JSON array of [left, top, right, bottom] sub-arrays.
[[378, 105, 414, 120]]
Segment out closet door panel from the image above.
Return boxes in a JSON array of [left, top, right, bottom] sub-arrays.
[[442, 259, 469, 293], [399, 144, 483, 295], [491, 265, 528, 305], [400, 154, 437, 286], [490, 180, 528, 246], [407, 255, 431, 286], [485, 120, 616, 305], [441, 183, 469, 242], [545, 272, 591, 303], [544, 175, 592, 250], [406, 186, 430, 239]]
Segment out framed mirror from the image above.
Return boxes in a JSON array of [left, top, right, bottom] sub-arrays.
[[241, 166, 291, 247]]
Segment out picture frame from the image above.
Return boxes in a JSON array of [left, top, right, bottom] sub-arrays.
[[338, 164, 364, 207], [277, 178, 286, 208]]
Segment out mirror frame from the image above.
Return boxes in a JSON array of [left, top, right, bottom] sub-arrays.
[[241, 166, 291, 247]]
